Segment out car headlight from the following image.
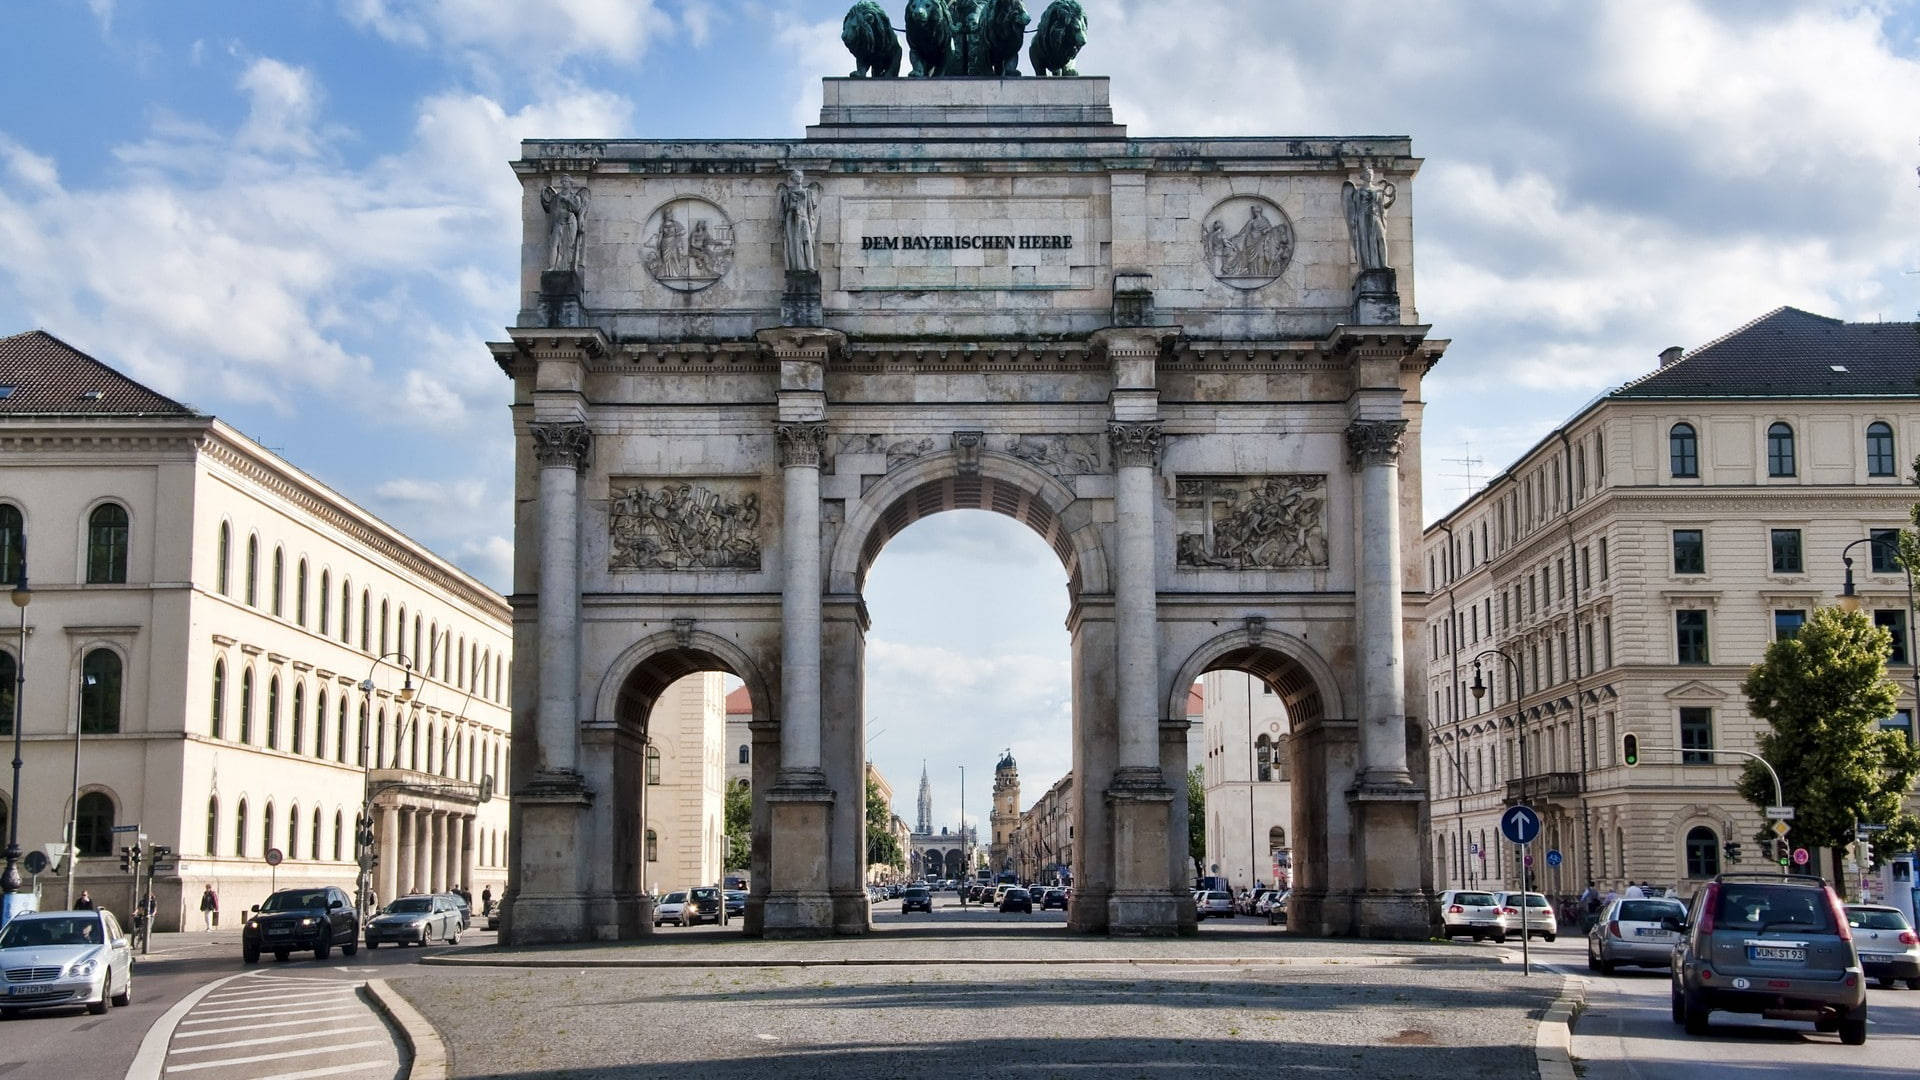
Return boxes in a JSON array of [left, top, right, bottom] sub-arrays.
[[69, 959, 98, 977], [299, 917, 317, 927], [246, 919, 258, 931]]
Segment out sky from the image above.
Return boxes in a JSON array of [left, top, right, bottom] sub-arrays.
[[4, 0, 1919, 829]]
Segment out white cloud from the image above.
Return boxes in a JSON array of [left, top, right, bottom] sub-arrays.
[[680, 1, 715, 48], [235, 58, 326, 157], [342, 0, 673, 65], [86, 0, 114, 32]]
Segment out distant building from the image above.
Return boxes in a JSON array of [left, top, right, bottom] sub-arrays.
[[988, 750, 1019, 874], [644, 673, 727, 893], [907, 764, 974, 880], [724, 683, 751, 789], [863, 761, 909, 883], [1199, 672, 1293, 890], [0, 331, 513, 930], [1424, 307, 1919, 899]]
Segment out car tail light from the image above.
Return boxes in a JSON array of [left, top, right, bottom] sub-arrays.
[[1899, 930, 1917, 946], [1700, 968, 1713, 981], [1844, 973, 1858, 987], [1448, 904, 1463, 914], [1696, 883, 1718, 936], [1608, 920, 1621, 939], [1823, 887, 1851, 943], [1501, 907, 1519, 916]]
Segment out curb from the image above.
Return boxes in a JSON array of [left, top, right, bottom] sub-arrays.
[[1534, 974, 1584, 1080], [366, 978, 449, 1080], [418, 951, 1503, 970]]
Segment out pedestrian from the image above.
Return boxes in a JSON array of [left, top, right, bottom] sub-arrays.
[[200, 883, 219, 930], [368, 889, 380, 914], [481, 885, 493, 916], [1579, 880, 1601, 930], [75, 890, 95, 910]]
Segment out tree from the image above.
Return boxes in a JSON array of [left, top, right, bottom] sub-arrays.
[[1187, 764, 1206, 884], [723, 779, 750, 871], [1738, 605, 1920, 897], [865, 772, 904, 872]]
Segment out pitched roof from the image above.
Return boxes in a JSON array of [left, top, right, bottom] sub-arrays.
[[1612, 307, 1920, 400], [724, 685, 752, 715], [0, 331, 198, 417]]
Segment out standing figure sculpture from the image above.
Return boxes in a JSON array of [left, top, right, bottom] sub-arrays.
[[540, 175, 589, 273], [949, 0, 982, 75], [906, 0, 957, 77], [778, 169, 823, 274], [841, 1, 903, 78], [1340, 168, 1396, 272], [1029, 0, 1087, 76]]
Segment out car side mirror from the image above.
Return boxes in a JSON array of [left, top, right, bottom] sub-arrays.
[[251, 904, 261, 913], [329, 899, 345, 910]]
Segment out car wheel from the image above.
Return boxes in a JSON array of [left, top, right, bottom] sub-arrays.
[[342, 939, 358, 957], [112, 977, 132, 1008], [0, 1008, 18, 1020], [1683, 990, 1710, 1036], [1670, 981, 1685, 1025], [243, 945, 260, 965], [1471, 932, 1485, 943], [1544, 933, 1556, 943], [1492, 931, 1507, 944], [448, 927, 460, 945], [1586, 949, 1599, 972], [367, 940, 379, 949], [274, 949, 290, 962], [314, 932, 332, 962], [1598, 959, 1614, 976], [1838, 1015, 1867, 1046], [88, 980, 110, 1015], [1907, 978, 1920, 991]]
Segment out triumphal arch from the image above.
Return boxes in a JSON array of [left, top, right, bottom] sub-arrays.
[[493, 74, 1443, 942]]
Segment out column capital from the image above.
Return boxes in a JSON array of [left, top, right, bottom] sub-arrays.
[[776, 421, 830, 468], [529, 421, 592, 471], [1345, 419, 1408, 469], [1106, 421, 1163, 470]]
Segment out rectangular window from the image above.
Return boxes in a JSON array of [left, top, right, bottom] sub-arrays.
[[1528, 578, 1537, 614], [1598, 538, 1609, 579], [1672, 529, 1705, 575], [1556, 559, 1566, 602], [1603, 615, 1613, 667], [1870, 528, 1902, 574], [1679, 707, 1714, 765], [1885, 709, 1915, 747], [1501, 593, 1510, 630], [1874, 609, 1910, 666], [1676, 610, 1709, 664], [1770, 529, 1803, 574], [1773, 609, 1806, 641], [1581, 547, 1591, 591]]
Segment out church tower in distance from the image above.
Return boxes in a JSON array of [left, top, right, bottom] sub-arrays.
[[916, 761, 933, 836], [989, 750, 1019, 875]]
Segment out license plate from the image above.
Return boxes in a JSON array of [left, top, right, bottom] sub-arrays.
[[1749, 946, 1805, 962], [266, 929, 291, 937], [1634, 927, 1662, 937], [1859, 952, 1893, 962], [8, 985, 52, 996]]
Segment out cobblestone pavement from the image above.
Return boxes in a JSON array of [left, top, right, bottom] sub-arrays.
[[389, 919, 1567, 1079]]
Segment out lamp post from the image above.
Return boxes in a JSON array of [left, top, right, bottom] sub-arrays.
[[957, 764, 967, 905], [1, 562, 28, 903], [1470, 648, 1527, 888], [355, 652, 416, 915], [1837, 535, 1920, 727]]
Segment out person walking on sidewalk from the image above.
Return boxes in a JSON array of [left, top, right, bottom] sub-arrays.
[[481, 885, 493, 916], [200, 884, 219, 930], [75, 890, 96, 910]]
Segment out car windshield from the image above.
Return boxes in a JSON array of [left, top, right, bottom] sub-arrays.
[[1714, 885, 1833, 932], [1454, 892, 1495, 906], [1206, 892, 1230, 901], [690, 888, 719, 900], [1618, 900, 1684, 923], [663, 892, 686, 903], [386, 898, 433, 914], [0, 916, 102, 949], [1505, 894, 1549, 908], [261, 891, 329, 912], [904, 888, 928, 896], [1847, 908, 1911, 931]]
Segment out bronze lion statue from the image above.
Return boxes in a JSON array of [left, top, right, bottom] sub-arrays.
[[973, 0, 1029, 76], [841, 0, 902, 78], [1029, 0, 1087, 77], [905, 0, 956, 77]]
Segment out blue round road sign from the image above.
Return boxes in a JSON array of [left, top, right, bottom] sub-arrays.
[[1545, 849, 1563, 867], [1500, 805, 1542, 846]]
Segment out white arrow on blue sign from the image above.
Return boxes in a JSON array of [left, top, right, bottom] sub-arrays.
[[1500, 805, 1542, 846]]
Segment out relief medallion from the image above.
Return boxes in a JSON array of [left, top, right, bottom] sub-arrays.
[[1199, 196, 1295, 290], [642, 196, 735, 292]]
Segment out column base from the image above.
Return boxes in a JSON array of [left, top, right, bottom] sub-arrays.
[[1067, 882, 1110, 934], [500, 771, 595, 946], [762, 770, 836, 939], [1105, 769, 1177, 936], [1107, 890, 1185, 936], [1347, 890, 1433, 940], [830, 890, 872, 935]]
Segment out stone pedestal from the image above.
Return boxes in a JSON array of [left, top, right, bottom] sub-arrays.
[[1111, 270, 1155, 327], [539, 269, 586, 327], [1105, 768, 1180, 935], [761, 775, 835, 938], [1350, 267, 1400, 325], [500, 773, 594, 945], [1346, 786, 1430, 939], [782, 270, 823, 327]]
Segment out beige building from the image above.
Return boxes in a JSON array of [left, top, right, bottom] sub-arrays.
[[1200, 671, 1294, 891], [643, 673, 727, 894], [0, 331, 514, 931], [1424, 307, 1919, 900], [1011, 772, 1074, 886]]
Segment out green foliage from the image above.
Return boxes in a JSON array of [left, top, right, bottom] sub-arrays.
[[723, 779, 751, 870], [1738, 605, 1920, 893], [865, 771, 904, 870], [1188, 764, 1206, 879]]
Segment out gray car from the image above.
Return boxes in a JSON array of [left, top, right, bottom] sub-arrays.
[[1588, 896, 1686, 973], [1669, 872, 1867, 1044], [0, 909, 134, 1017], [364, 895, 462, 947]]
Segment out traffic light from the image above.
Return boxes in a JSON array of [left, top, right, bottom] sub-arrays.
[[1622, 733, 1639, 767], [118, 844, 141, 874], [1776, 837, 1790, 866], [1859, 838, 1874, 868], [1723, 841, 1742, 864]]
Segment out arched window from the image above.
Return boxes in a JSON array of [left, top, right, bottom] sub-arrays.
[[332, 810, 344, 861], [336, 696, 349, 762], [410, 720, 420, 770], [265, 675, 280, 750], [428, 622, 438, 678], [646, 745, 662, 785], [318, 570, 330, 634], [738, 744, 749, 765], [217, 522, 232, 594], [1668, 423, 1698, 478], [1254, 734, 1273, 782], [645, 829, 659, 862], [1268, 825, 1288, 855], [238, 667, 254, 744], [480, 648, 490, 698], [79, 648, 122, 734], [210, 659, 225, 738], [262, 801, 275, 858], [380, 600, 390, 656], [234, 798, 249, 858], [357, 702, 368, 766], [286, 803, 299, 860], [359, 589, 370, 652], [296, 558, 308, 625], [340, 579, 352, 644], [458, 635, 466, 688], [1684, 825, 1720, 879], [413, 616, 422, 670], [310, 808, 322, 861], [84, 503, 130, 584], [271, 547, 284, 616], [205, 796, 219, 856], [75, 791, 115, 856], [314, 687, 328, 759], [0, 650, 15, 737], [376, 709, 387, 769], [291, 682, 305, 755], [1867, 421, 1896, 477], [245, 535, 259, 605], [1767, 422, 1796, 477], [0, 504, 22, 586]]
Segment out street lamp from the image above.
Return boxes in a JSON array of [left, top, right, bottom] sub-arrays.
[[354, 652, 416, 915], [1, 562, 28, 899], [1470, 647, 1527, 889], [1837, 534, 1920, 739]]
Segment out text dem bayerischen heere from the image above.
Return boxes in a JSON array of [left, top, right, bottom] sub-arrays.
[[860, 234, 1074, 251]]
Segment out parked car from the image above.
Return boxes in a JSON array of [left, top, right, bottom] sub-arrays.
[[0, 908, 133, 1017], [438, 893, 472, 930], [1265, 889, 1292, 925], [485, 907, 502, 931], [1587, 896, 1687, 973], [243, 886, 359, 963], [725, 890, 748, 920], [686, 886, 727, 925], [1669, 872, 1868, 1044], [1845, 904, 1920, 990], [1493, 891, 1557, 941], [1198, 890, 1235, 919], [365, 895, 462, 948], [1040, 887, 1068, 911], [901, 886, 934, 913], [1434, 889, 1507, 942], [654, 892, 689, 927], [999, 888, 1034, 914]]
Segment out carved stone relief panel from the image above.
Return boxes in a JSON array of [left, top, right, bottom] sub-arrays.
[[642, 196, 735, 293], [998, 433, 1103, 477], [609, 478, 762, 570], [835, 433, 940, 471], [1176, 474, 1329, 570], [1200, 195, 1295, 290]]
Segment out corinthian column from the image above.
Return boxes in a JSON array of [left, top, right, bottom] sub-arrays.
[[775, 421, 829, 779], [1107, 421, 1163, 776], [1347, 418, 1412, 786], [530, 421, 590, 778]]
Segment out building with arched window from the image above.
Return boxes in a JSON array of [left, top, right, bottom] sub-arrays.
[[639, 672, 730, 896], [0, 330, 515, 930], [1198, 672, 1294, 892]]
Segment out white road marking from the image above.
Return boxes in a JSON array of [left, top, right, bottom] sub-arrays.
[[168, 1025, 381, 1054], [199, 988, 360, 1006], [178, 1005, 364, 1029], [173, 1012, 371, 1038], [183, 992, 360, 1017], [247, 1062, 394, 1080], [124, 971, 256, 1080], [162, 1039, 388, 1073]]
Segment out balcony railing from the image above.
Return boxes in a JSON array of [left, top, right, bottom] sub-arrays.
[[1504, 771, 1581, 805]]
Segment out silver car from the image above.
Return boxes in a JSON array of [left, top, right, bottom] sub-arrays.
[[364, 895, 462, 948], [1197, 890, 1235, 919], [0, 908, 134, 1017], [1588, 896, 1687, 973], [1846, 905, 1920, 990], [1494, 891, 1558, 941], [1435, 889, 1506, 942]]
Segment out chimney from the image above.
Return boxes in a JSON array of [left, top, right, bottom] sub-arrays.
[[1658, 346, 1684, 368]]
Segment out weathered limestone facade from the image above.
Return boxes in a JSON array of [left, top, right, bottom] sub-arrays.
[[495, 78, 1442, 942]]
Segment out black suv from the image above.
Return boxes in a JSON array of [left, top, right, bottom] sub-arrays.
[[686, 886, 727, 926], [900, 886, 933, 913], [1668, 873, 1867, 1044], [244, 886, 360, 963]]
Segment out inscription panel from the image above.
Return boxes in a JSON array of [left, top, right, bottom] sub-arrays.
[[836, 196, 1098, 291]]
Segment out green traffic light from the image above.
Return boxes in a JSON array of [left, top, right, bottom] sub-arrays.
[[1622, 733, 1639, 767]]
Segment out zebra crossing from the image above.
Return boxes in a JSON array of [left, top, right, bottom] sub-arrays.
[[159, 971, 402, 1080]]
